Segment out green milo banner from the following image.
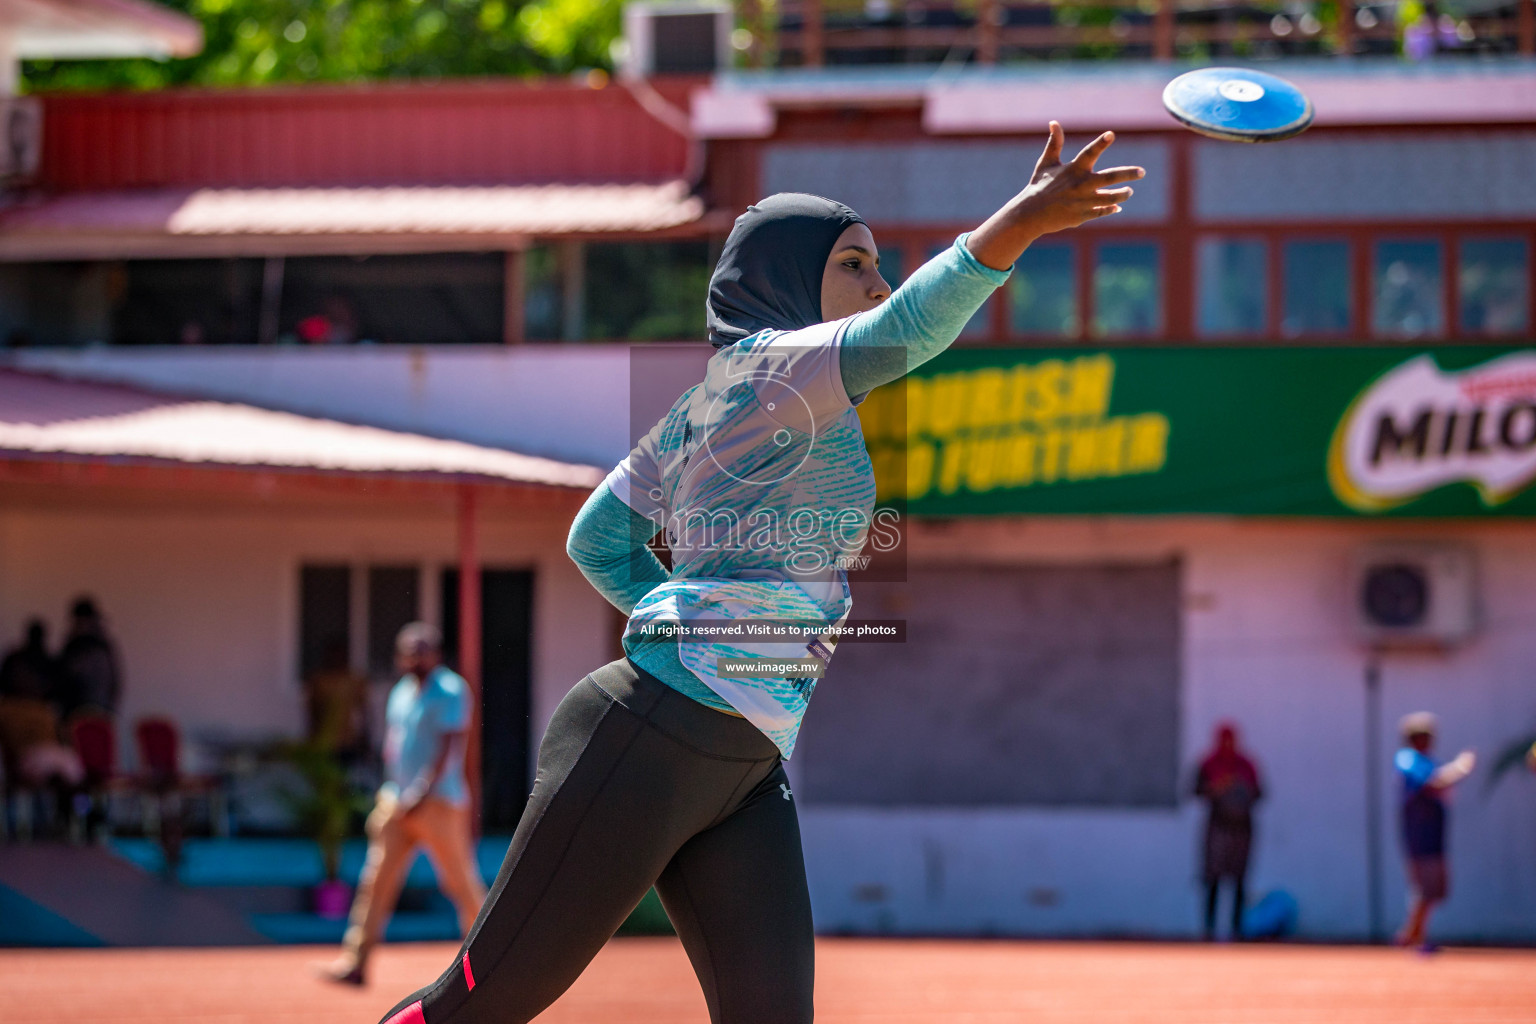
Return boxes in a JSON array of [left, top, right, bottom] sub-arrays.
[[859, 346, 1536, 517]]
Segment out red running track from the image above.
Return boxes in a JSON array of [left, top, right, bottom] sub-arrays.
[[4, 938, 1535, 1024]]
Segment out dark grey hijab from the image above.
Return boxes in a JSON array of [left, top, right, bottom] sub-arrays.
[[706, 193, 866, 348]]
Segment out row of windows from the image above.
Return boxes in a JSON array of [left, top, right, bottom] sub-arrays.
[[1200, 236, 1529, 340], [0, 253, 507, 347], [0, 232, 1529, 347], [0, 244, 714, 348], [871, 231, 1532, 343], [525, 242, 711, 342]]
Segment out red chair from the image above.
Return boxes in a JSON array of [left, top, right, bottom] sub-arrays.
[[70, 715, 117, 788], [134, 716, 228, 842], [135, 718, 179, 790], [69, 714, 122, 840]]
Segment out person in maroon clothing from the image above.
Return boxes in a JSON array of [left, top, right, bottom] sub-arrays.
[[1195, 722, 1264, 940]]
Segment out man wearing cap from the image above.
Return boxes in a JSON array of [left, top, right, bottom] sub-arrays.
[[1393, 711, 1475, 950], [319, 622, 487, 985]]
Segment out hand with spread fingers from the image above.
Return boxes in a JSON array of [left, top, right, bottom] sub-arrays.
[[967, 121, 1146, 272]]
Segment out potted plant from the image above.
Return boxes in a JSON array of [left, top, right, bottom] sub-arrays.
[[278, 740, 367, 919]]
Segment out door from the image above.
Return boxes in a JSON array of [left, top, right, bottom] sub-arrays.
[[442, 569, 534, 832]]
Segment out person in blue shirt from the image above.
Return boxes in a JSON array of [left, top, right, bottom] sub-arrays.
[[1393, 711, 1475, 950], [320, 622, 487, 986], [373, 124, 1144, 1024]]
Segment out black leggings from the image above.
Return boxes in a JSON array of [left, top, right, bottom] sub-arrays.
[[379, 659, 814, 1024], [1204, 875, 1246, 939]]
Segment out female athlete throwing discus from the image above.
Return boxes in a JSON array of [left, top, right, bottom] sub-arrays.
[[377, 122, 1142, 1024]]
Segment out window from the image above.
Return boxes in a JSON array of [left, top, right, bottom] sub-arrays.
[[524, 245, 569, 341], [299, 565, 351, 681], [583, 242, 711, 341], [367, 566, 420, 680], [1373, 239, 1444, 339], [443, 568, 535, 830], [527, 241, 712, 342], [3, 253, 509, 346], [1459, 238, 1529, 336], [280, 253, 503, 345], [1093, 243, 1161, 338], [1198, 237, 1267, 336], [1008, 243, 1078, 338], [111, 259, 264, 346], [1282, 240, 1351, 336], [0, 261, 128, 347]]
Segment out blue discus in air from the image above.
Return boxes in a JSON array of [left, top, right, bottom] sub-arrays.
[[1162, 66, 1314, 143]]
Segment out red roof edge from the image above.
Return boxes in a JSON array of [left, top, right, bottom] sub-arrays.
[[34, 76, 706, 191]]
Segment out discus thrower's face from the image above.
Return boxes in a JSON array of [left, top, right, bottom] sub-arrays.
[[820, 222, 891, 322]]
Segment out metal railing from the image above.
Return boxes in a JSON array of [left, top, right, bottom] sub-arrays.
[[733, 0, 1536, 67]]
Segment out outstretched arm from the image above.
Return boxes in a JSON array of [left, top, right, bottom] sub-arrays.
[[567, 482, 669, 615], [1429, 750, 1476, 791], [840, 123, 1142, 397], [967, 123, 1141, 270], [838, 237, 1006, 397]]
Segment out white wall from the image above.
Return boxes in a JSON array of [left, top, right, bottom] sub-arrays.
[[793, 517, 1536, 942], [4, 346, 639, 469], [1194, 130, 1536, 222], [0, 501, 612, 774], [763, 138, 1171, 224]]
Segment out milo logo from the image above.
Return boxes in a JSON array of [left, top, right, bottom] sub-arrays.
[[1329, 352, 1536, 512]]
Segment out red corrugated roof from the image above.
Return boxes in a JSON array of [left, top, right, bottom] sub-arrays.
[[35, 78, 700, 190], [0, 369, 604, 489], [0, 182, 707, 258]]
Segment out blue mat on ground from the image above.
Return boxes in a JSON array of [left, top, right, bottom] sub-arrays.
[[251, 910, 461, 944], [0, 839, 673, 946], [109, 836, 513, 888], [1242, 890, 1299, 939], [0, 883, 105, 947]]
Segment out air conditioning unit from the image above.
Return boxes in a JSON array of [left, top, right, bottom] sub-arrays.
[[620, 1, 732, 78], [1351, 542, 1477, 648], [1, 98, 42, 181]]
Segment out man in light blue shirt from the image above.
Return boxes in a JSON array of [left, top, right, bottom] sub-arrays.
[[320, 623, 486, 986], [382, 633, 472, 810]]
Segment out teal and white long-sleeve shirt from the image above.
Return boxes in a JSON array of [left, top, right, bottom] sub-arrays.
[[568, 234, 1010, 757]]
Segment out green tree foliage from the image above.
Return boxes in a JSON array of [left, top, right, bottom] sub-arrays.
[[21, 0, 623, 91]]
